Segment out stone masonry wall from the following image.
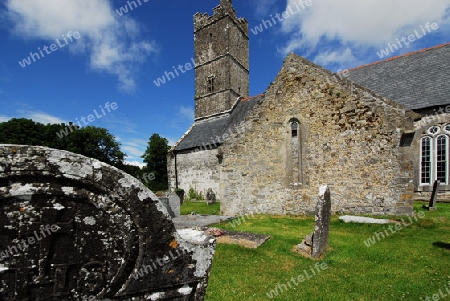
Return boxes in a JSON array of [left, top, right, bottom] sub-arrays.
[[168, 149, 221, 200], [219, 53, 415, 216], [407, 113, 450, 201], [194, 0, 248, 119]]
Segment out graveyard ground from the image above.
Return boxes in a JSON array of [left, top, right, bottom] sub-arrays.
[[184, 202, 450, 300]]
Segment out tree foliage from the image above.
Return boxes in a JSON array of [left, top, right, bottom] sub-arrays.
[[142, 133, 170, 191], [0, 118, 125, 169]]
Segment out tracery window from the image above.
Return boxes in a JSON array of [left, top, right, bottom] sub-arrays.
[[420, 124, 449, 185]]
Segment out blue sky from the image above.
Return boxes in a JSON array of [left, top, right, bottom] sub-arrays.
[[0, 0, 449, 166]]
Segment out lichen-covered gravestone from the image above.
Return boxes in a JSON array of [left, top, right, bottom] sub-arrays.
[[297, 185, 331, 258], [311, 185, 331, 257], [0, 145, 215, 300]]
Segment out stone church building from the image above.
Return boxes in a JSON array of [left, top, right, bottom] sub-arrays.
[[168, 0, 450, 216]]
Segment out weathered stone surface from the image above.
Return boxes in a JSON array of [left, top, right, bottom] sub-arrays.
[[168, 193, 181, 217], [0, 145, 215, 300], [428, 180, 440, 210], [339, 216, 396, 224], [296, 186, 331, 258], [219, 53, 414, 216], [206, 188, 216, 205], [312, 185, 331, 258], [193, 0, 249, 119], [168, 149, 220, 203], [161, 193, 181, 218]]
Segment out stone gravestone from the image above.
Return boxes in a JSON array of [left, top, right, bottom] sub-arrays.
[[297, 185, 331, 258], [159, 193, 180, 218], [312, 185, 331, 257], [428, 180, 440, 211], [168, 193, 181, 217], [0, 145, 215, 300], [206, 188, 216, 206]]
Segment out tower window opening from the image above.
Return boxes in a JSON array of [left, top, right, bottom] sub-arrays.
[[208, 76, 215, 93]]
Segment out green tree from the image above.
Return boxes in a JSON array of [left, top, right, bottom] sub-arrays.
[[142, 133, 170, 191], [0, 118, 125, 169]]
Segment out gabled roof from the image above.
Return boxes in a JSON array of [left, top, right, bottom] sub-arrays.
[[174, 94, 264, 151], [346, 43, 450, 110]]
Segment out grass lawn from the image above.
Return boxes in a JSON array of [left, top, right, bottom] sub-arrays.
[[202, 202, 450, 300], [180, 200, 221, 215]]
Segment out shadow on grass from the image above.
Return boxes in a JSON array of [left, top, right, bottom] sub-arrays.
[[432, 242, 450, 250]]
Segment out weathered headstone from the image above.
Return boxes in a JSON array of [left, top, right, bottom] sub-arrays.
[[159, 193, 180, 218], [168, 193, 181, 217], [312, 185, 331, 257], [297, 185, 331, 258], [428, 180, 440, 211], [206, 188, 216, 205], [0, 145, 215, 300]]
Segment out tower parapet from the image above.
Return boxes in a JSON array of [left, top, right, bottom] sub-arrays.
[[194, 0, 248, 36]]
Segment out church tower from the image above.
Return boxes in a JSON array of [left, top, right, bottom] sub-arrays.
[[193, 0, 249, 120]]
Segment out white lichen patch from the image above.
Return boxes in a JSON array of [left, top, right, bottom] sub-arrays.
[[178, 285, 193, 295], [61, 187, 74, 195], [149, 292, 165, 300], [177, 229, 209, 243], [9, 183, 34, 200], [53, 203, 65, 211], [83, 216, 96, 226], [0, 264, 9, 272]]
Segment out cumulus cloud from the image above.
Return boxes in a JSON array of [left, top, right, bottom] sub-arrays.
[[1, 110, 67, 124], [5, 0, 156, 92], [279, 0, 450, 65], [314, 48, 357, 66]]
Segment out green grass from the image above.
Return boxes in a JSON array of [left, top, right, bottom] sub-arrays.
[[180, 200, 221, 215], [204, 202, 450, 300]]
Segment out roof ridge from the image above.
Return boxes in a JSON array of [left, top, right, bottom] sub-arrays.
[[241, 93, 264, 102], [344, 42, 450, 73]]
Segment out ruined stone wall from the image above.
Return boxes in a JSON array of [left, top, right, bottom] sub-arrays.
[[168, 148, 221, 200], [219, 54, 415, 216]]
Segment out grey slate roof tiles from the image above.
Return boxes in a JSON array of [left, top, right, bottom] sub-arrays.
[[174, 94, 263, 151], [347, 43, 450, 110]]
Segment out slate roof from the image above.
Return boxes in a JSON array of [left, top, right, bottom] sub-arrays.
[[346, 43, 450, 110], [174, 94, 264, 151]]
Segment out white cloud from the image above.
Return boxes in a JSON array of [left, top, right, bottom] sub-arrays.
[[124, 160, 146, 168], [5, 0, 157, 92], [179, 106, 194, 121], [313, 48, 357, 66], [119, 138, 148, 161], [279, 0, 450, 62], [122, 145, 144, 157], [0, 116, 13, 122], [26, 112, 67, 124], [12, 110, 67, 124]]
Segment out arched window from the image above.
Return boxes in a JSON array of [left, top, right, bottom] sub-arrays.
[[287, 118, 302, 188], [420, 125, 450, 185]]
